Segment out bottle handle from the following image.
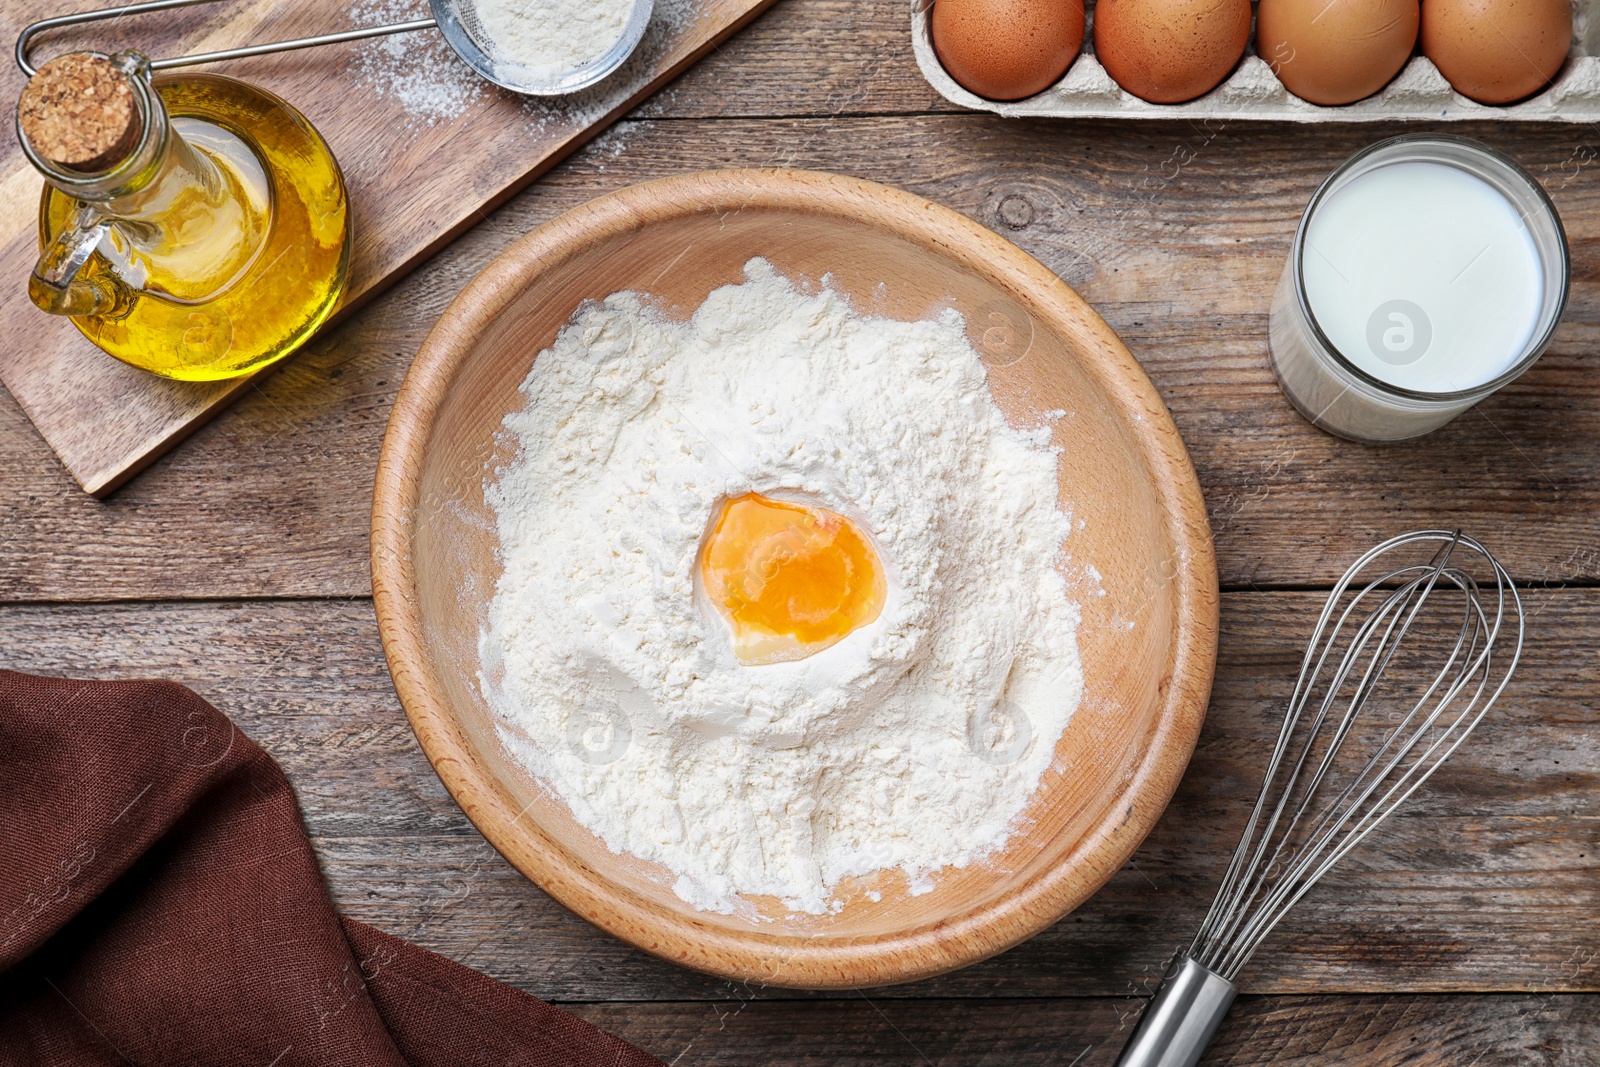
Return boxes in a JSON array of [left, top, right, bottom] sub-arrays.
[[27, 208, 125, 318]]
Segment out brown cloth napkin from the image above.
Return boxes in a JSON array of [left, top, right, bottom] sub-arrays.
[[0, 669, 661, 1067]]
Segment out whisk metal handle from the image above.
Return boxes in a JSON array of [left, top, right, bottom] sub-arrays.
[[1114, 954, 1238, 1067], [17, 0, 436, 78]]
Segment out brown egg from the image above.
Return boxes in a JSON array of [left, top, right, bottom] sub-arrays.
[[1257, 0, 1419, 105], [932, 0, 1086, 101], [1422, 0, 1571, 104], [1093, 0, 1252, 103]]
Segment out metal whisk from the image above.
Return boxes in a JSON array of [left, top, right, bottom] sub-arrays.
[[1116, 530, 1523, 1067]]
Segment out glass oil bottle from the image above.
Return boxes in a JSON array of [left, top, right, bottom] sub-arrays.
[[16, 51, 351, 382]]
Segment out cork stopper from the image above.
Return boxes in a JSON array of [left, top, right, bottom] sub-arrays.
[[18, 54, 143, 173]]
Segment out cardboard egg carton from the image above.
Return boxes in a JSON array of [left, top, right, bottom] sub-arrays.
[[911, 0, 1600, 121]]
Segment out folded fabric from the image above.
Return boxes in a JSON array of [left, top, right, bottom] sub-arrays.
[[0, 669, 660, 1067]]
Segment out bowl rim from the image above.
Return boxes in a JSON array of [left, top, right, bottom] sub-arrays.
[[371, 167, 1218, 989]]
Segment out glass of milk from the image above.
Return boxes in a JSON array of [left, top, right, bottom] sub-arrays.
[[1270, 136, 1568, 441]]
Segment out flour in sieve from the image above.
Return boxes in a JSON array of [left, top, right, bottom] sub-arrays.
[[473, 0, 634, 79], [480, 259, 1084, 915]]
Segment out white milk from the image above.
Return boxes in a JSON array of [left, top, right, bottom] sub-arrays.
[[1301, 160, 1543, 394]]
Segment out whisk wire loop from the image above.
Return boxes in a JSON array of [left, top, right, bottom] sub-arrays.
[[1194, 547, 1444, 947], [1192, 552, 1452, 969], [1188, 530, 1521, 981], [1119, 531, 1521, 1067]]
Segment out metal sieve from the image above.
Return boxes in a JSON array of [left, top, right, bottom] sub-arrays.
[[16, 0, 655, 97]]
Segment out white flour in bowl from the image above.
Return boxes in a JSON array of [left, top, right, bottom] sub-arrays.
[[480, 258, 1083, 915], [472, 0, 634, 78]]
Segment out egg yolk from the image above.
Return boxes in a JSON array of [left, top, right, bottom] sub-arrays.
[[700, 493, 887, 665]]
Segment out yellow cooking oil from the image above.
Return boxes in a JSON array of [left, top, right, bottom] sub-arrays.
[[39, 74, 350, 382]]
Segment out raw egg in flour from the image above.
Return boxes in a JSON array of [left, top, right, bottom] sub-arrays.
[[700, 493, 888, 666]]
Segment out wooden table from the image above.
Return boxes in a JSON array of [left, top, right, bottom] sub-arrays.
[[3, 2, 1597, 1061]]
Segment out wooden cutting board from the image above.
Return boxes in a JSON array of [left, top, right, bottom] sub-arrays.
[[0, 0, 778, 496]]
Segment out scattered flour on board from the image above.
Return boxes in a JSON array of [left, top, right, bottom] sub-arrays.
[[479, 259, 1085, 915], [349, 0, 488, 123], [346, 0, 706, 132]]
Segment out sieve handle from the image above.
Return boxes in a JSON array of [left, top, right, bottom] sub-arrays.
[[1114, 953, 1238, 1067], [17, 0, 435, 78]]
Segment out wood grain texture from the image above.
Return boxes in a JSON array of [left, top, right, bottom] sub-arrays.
[[633, 0, 961, 119], [368, 167, 1217, 988], [0, 0, 778, 495], [0, 592, 1592, 1000], [3, 109, 1600, 598], [562, 994, 1600, 1066]]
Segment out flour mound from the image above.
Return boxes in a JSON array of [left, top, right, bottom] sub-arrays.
[[481, 259, 1083, 915]]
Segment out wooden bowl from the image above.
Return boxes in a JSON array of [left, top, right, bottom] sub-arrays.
[[371, 169, 1217, 989]]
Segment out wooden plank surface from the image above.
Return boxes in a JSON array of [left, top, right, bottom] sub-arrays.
[[563, 994, 1600, 1066], [0, 592, 1592, 1000], [0, 0, 777, 496], [2, 111, 1599, 597]]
